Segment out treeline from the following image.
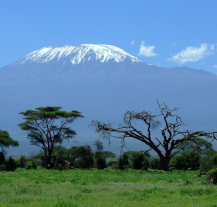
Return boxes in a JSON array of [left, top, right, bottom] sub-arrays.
[[0, 143, 116, 171], [1, 137, 217, 173]]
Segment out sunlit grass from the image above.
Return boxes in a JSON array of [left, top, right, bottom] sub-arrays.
[[0, 168, 217, 206]]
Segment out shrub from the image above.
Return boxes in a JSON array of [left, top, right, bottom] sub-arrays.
[[151, 157, 161, 169], [96, 156, 107, 169], [19, 156, 27, 168], [142, 157, 150, 171], [25, 161, 33, 170], [0, 164, 6, 171], [32, 160, 37, 169], [58, 164, 63, 171], [130, 152, 144, 169], [107, 160, 118, 167], [5, 157, 17, 171], [0, 152, 5, 165], [170, 150, 200, 170], [200, 154, 217, 172], [206, 168, 217, 184], [111, 164, 118, 169], [118, 153, 129, 170]]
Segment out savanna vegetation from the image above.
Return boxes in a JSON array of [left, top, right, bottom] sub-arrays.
[[1, 104, 217, 206]]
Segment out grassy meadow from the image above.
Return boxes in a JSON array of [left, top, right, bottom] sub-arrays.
[[0, 168, 217, 207]]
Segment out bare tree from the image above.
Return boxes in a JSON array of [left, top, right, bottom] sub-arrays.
[[90, 101, 216, 171]]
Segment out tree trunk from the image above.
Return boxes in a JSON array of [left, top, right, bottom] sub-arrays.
[[161, 157, 170, 171]]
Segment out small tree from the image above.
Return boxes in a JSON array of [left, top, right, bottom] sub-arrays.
[[90, 101, 216, 171], [18, 106, 83, 168]]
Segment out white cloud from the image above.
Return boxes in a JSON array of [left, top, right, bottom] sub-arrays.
[[138, 41, 158, 57], [213, 65, 217, 68], [167, 43, 215, 64], [172, 43, 176, 46], [130, 40, 134, 45]]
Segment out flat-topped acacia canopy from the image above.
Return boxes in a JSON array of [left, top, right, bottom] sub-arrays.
[[18, 106, 83, 168]]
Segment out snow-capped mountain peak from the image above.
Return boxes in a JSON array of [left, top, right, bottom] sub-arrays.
[[15, 44, 142, 65]]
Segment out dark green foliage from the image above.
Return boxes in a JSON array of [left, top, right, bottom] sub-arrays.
[[150, 157, 161, 169], [58, 164, 63, 171], [100, 151, 116, 158], [32, 160, 37, 169], [96, 156, 107, 169], [19, 156, 27, 168], [118, 153, 129, 170], [107, 160, 118, 167], [25, 161, 33, 170], [0, 164, 6, 171], [25, 160, 37, 170], [0, 151, 5, 165], [175, 137, 212, 154], [130, 152, 150, 170], [75, 145, 94, 169], [111, 164, 118, 169], [18, 106, 83, 168], [170, 150, 200, 170], [130, 152, 144, 169], [0, 130, 19, 152], [5, 157, 17, 171], [206, 168, 217, 184], [53, 146, 70, 160], [200, 153, 217, 172], [142, 157, 150, 171], [121, 151, 150, 170]]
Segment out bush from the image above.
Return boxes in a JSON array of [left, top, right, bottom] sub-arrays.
[[142, 157, 150, 171], [130, 152, 144, 169], [111, 164, 118, 170], [74, 146, 94, 169], [58, 164, 63, 171], [206, 168, 217, 184], [96, 156, 107, 169], [170, 150, 200, 170], [200, 154, 217, 172], [0, 164, 6, 171], [0, 152, 5, 165], [107, 160, 118, 167], [19, 156, 27, 168], [130, 151, 150, 170], [25, 161, 33, 170], [118, 153, 129, 170], [151, 157, 161, 169], [32, 160, 37, 169], [5, 157, 17, 171]]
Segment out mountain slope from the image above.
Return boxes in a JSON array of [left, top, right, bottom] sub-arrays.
[[0, 44, 217, 155]]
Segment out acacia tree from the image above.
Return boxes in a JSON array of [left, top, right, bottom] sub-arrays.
[[90, 101, 216, 171], [0, 130, 19, 154], [18, 106, 83, 168]]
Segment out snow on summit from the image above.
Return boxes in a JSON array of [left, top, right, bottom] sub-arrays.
[[16, 44, 142, 65]]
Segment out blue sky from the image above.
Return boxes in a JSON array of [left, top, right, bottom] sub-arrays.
[[1, 0, 217, 74]]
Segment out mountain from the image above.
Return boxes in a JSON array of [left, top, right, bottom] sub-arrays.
[[13, 44, 142, 65], [0, 44, 212, 85], [0, 44, 217, 155]]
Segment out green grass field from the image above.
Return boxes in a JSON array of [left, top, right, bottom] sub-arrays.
[[0, 168, 217, 207]]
